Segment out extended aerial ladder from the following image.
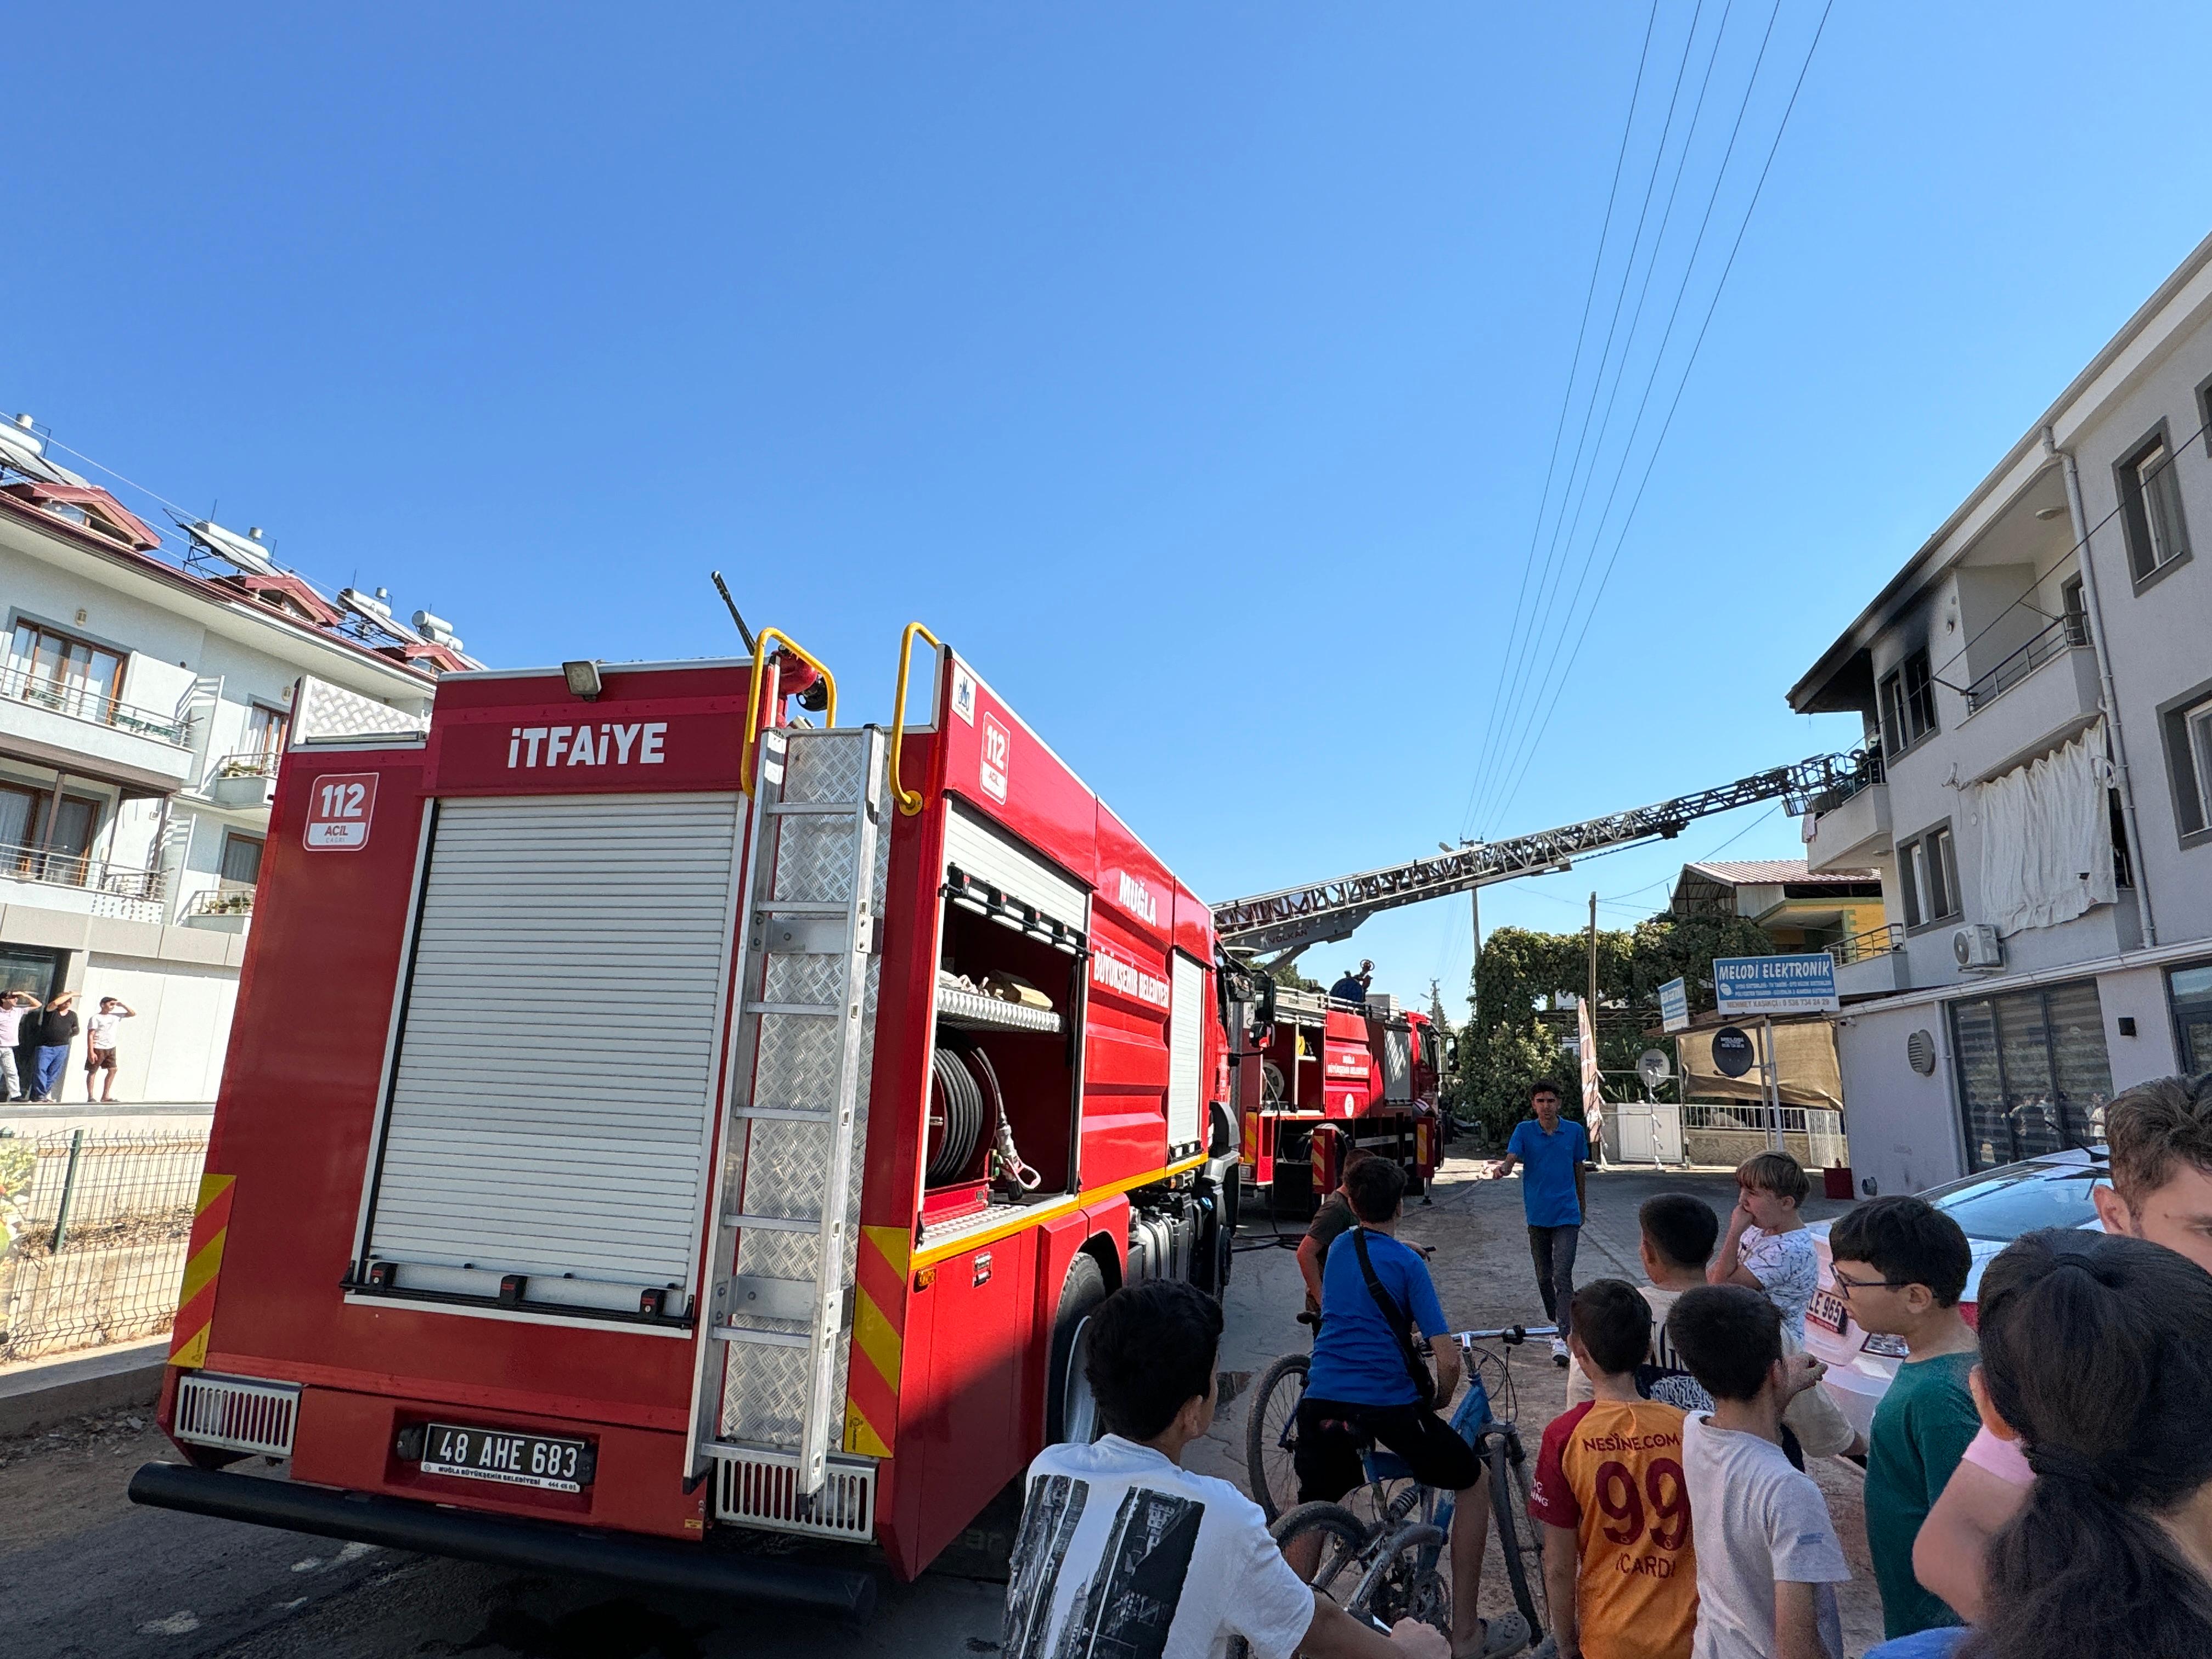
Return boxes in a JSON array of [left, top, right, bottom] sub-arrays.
[[1211, 751, 1876, 965]]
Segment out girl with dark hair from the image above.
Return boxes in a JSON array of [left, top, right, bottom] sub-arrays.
[[1928, 1229, 2212, 1659]]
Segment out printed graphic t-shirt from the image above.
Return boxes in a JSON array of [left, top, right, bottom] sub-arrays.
[[1738, 1226, 1819, 1342], [1681, 1412, 1850, 1659], [1005, 1435, 1316, 1659], [1528, 1397, 1699, 1659], [1864, 1350, 1980, 1639], [1306, 1227, 1449, 1406], [1506, 1117, 1589, 1227]]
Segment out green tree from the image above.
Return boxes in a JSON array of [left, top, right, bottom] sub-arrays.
[[1452, 913, 1778, 1143]]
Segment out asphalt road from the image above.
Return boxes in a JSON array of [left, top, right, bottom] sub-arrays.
[[2, 1158, 1872, 1658]]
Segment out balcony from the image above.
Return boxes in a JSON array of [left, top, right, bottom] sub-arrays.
[[205, 752, 279, 811], [0, 663, 194, 791], [1828, 922, 1909, 996], [179, 887, 253, 934], [0, 840, 166, 926], [1955, 620, 2102, 784], [1804, 753, 1889, 873]]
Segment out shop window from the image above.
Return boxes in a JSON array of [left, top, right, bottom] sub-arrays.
[[2171, 963, 2212, 1073], [1951, 979, 2113, 1172]]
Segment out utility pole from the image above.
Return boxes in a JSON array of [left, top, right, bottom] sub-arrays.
[[1468, 885, 1481, 1020], [1586, 892, 1598, 1017]]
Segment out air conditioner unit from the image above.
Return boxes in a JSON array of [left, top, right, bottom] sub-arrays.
[[1953, 924, 2004, 971]]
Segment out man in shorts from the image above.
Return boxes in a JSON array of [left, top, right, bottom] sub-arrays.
[[82, 997, 134, 1103], [1297, 1140, 1376, 1321], [1294, 1158, 1530, 1657]]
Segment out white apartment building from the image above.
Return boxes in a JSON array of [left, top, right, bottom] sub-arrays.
[[0, 415, 471, 1102], [1790, 232, 2212, 1198]]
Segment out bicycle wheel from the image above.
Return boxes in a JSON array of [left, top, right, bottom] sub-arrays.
[[1346, 1521, 1450, 1635], [1269, 1501, 1373, 1601], [1244, 1351, 1310, 1522], [1485, 1427, 1547, 1637]]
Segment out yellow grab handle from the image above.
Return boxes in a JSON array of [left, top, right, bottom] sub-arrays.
[[741, 628, 838, 795], [890, 621, 943, 816]]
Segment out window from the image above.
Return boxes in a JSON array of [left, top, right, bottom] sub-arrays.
[[2115, 427, 2191, 584], [1899, 821, 1960, 929], [1951, 979, 2113, 1171], [219, 833, 264, 888], [2161, 685, 2212, 843], [0, 783, 101, 883], [2061, 575, 2089, 646], [2171, 963, 2212, 1073], [245, 703, 289, 757], [6, 621, 125, 724], [1879, 648, 1939, 758]]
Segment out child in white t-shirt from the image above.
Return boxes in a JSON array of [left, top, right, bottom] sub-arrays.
[[1711, 1150, 1818, 1342]]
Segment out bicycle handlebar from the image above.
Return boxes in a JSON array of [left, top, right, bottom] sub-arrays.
[[1453, 1324, 1559, 1346]]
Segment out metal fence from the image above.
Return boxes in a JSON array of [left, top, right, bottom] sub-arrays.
[[0, 1128, 207, 1362]]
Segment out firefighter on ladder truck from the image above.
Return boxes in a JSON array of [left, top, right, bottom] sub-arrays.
[[134, 623, 1247, 1614]]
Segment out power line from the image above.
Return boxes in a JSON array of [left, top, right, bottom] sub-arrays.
[[1481, 0, 1836, 830], [1470, 0, 1741, 834], [1457, 0, 1665, 842]]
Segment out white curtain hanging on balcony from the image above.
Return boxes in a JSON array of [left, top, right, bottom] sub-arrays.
[[1976, 721, 2114, 935]]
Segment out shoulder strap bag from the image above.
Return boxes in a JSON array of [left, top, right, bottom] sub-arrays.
[[1349, 1226, 1436, 1409]]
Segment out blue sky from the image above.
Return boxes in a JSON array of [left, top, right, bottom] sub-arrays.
[[12, 4, 2212, 1009]]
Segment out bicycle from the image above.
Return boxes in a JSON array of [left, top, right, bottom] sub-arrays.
[[1245, 1325, 1554, 1644]]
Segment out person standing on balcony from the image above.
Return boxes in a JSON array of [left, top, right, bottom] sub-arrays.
[[29, 992, 77, 1102], [0, 991, 37, 1102], [82, 997, 134, 1103]]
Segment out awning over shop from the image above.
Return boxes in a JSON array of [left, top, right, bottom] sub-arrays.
[[1677, 1017, 1842, 1113]]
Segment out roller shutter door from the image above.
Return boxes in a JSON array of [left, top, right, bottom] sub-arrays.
[[361, 793, 743, 1302], [1166, 952, 1205, 1149], [942, 799, 1087, 932]]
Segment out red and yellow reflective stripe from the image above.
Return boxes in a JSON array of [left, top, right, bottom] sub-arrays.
[[168, 1174, 235, 1370], [842, 1223, 907, 1458]]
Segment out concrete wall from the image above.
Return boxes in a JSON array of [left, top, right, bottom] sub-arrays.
[[78, 955, 238, 1104], [1833, 1001, 1968, 1200]]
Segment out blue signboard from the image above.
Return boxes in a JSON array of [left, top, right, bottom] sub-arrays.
[[1658, 977, 1690, 1034], [1713, 953, 1838, 1015]]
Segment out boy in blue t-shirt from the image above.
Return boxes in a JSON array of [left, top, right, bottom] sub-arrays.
[[1293, 1159, 1529, 1657], [1486, 1082, 1589, 1364]]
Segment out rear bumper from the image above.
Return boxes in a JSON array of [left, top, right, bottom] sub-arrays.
[[128, 1462, 878, 1623]]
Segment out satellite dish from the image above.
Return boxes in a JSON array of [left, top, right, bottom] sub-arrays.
[[1637, 1048, 1672, 1090]]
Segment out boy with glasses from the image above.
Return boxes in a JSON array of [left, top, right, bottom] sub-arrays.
[[1824, 1197, 1978, 1641]]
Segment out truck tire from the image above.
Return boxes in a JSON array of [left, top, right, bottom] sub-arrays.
[[1046, 1251, 1109, 1446]]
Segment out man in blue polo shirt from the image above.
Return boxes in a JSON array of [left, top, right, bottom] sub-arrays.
[[1293, 1158, 1530, 1657], [1486, 1082, 1588, 1366]]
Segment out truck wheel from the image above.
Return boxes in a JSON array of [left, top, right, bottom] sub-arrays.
[[1046, 1251, 1108, 1446]]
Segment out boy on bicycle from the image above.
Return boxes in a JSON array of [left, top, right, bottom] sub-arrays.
[[1295, 1158, 1532, 1657]]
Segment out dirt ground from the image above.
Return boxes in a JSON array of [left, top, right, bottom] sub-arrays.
[[1192, 1153, 1886, 1656]]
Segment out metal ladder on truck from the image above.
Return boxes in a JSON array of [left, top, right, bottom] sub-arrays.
[[689, 723, 888, 1532]]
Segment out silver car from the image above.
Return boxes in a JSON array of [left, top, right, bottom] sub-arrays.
[[1804, 1147, 2108, 1443]]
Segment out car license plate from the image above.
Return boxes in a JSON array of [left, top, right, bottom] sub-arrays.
[[419, 1423, 592, 1492], [1807, 1288, 1848, 1334]]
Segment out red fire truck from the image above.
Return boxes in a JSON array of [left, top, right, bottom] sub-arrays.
[[1231, 983, 1445, 1214], [132, 625, 1243, 1615]]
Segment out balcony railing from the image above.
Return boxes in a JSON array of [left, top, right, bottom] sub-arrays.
[[1827, 922, 1901, 966], [0, 662, 190, 746], [210, 751, 281, 780], [1964, 613, 2091, 714], [0, 839, 166, 901], [183, 887, 255, 917], [1803, 748, 1883, 817]]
